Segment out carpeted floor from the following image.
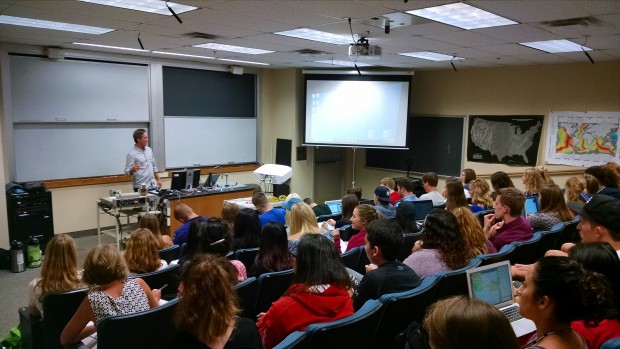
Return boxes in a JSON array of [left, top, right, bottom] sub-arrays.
[[0, 233, 117, 339]]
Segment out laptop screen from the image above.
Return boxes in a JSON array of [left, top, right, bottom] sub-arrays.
[[466, 261, 514, 309], [324, 200, 342, 215], [523, 196, 539, 216]]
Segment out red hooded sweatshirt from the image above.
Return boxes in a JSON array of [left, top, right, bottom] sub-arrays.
[[257, 283, 354, 349]]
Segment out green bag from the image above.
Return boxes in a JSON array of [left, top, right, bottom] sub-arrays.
[[0, 327, 21, 349]]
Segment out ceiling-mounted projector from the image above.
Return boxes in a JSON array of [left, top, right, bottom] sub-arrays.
[[349, 37, 382, 60]]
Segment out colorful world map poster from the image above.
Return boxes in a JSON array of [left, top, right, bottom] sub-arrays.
[[546, 111, 620, 166]]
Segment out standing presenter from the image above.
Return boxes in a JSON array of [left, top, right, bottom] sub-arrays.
[[125, 128, 162, 191]]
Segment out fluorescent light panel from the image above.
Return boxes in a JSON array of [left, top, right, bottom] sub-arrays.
[[153, 51, 215, 59], [399, 52, 463, 61], [520, 39, 592, 53], [0, 15, 112, 34], [315, 60, 371, 67], [275, 28, 352, 45], [218, 58, 269, 66], [407, 3, 517, 30], [78, 0, 197, 15], [193, 43, 273, 55], [73, 42, 147, 52]]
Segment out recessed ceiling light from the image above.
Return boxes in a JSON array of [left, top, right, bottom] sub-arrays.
[[520, 39, 592, 53], [0, 15, 113, 34], [193, 43, 274, 55], [78, 0, 197, 16], [315, 60, 372, 67], [398, 52, 463, 61], [275, 28, 352, 45], [152, 51, 216, 59], [73, 42, 147, 52], [407, 3, 517, 30], [218, 58, 270, 66]]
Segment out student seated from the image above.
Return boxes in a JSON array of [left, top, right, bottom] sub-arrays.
[[139, 213, 172, 249], [124, 228, 168, 274], [373, 186, 396, 219], [460, 168, 477, 191], [395, 177, 418, 206], [286, 202, 334, 255], [419, 172, 447, 207], [345, 204, 382, 252], [483, 188, 533, 251], [353, 219, 420, 310], [172, 204, 204, 245], [60, 245, 161, 346], [380, 177, 401, 205], [252, 192, 286, 226], [303, 197, 332, 217], [527, 184, 573, 231], [232, 208, 261, 250], [469, 178, 493, 211], [249, 222, 294, 278]]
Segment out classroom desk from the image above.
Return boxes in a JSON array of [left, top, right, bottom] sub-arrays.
[[167, 186, 253, 232]]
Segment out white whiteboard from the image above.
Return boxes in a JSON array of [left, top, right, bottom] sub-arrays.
[[10, 55, 150, 122], [164, 117, 257, 168], [14, 124, 147, 181]]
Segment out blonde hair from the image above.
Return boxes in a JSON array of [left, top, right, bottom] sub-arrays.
[[37, 234, 82, 300], [469, 179, 493, 207], [380, 177, 395, 190], [287, 202, 320, 235], [354, 204, 382, 229], [175, 254, 239, 344], [451, 207, 487, 257], [82, 245, 128, 286], [124, 228, 163, 274], [565, 175, 586, 203], [138, 213, 165, 250], [523, 167, 545, 195]]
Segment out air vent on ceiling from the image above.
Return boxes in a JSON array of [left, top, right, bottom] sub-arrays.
[[292, 49, 330, 55], [184, 32, 220, 40], [542, 16, 602, 27]]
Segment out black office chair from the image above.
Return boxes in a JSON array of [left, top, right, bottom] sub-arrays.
[[340, 246, 363, 272], [42, 288, 88, 349], [97, 298, 179, 349], [255, 269, 294, 314], [373, 275, 442, 349], [304, 299, 385, 348], [434, 258, 482, 300], [398, 232, 423, 262], [158, 245, 180, 264], [234, 247, 260, 271], [235, 276, 258, 318], [131, 264, 181, 300]]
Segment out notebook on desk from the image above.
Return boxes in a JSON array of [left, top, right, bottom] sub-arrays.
[[466, 261, 536, 337]]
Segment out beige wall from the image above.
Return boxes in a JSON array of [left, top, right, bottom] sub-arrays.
[[354, 61, 620, 197]]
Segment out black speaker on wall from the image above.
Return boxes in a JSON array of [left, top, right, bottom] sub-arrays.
[[273, 138, 292, 197]]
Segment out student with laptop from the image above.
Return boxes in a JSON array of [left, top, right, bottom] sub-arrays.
[[352, 219, 420, 311], [484, 187, 533, 250], [423, 296, 519, 349], [515, 256, 614, 349], [418, 172, 446, 207], [526, 184, 573, 231]]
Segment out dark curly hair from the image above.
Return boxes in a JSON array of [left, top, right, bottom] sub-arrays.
[[421, 209, 469, 270]]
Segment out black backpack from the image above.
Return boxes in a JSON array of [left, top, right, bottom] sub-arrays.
[[393, 321, 430, 349]]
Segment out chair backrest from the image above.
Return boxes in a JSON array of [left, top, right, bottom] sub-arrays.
[[600, 337, 620, 349], [475, 209, 494, 227], [398, 232, 423, 262], [273, 331, 308, 349], [304, 299, 385, 347], [340, 246, 363, 271], [532, 224, 565, 261], [97, 298, 179, 349], [42, 288, 88, 349], [555, 218, 580, 247], [410, 200, 434, 221], [434, 258, 482, 300], [131, 264, 181, 299], [235, 277, 258, 319], [373, 275, 442, 348], [255, 269, 294, 314], [158, 245, 180, 264], [234, 247, 260, 271], [505, 232, 543, 265], [477, 243, 516, 266]]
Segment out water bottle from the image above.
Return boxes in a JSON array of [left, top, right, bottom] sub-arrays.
[[27, 237, 42, 268], [139, 183, 147, 196], [10, 240, 25, 273]]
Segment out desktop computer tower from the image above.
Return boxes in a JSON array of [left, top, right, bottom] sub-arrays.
[[6, 190, 54, 253]]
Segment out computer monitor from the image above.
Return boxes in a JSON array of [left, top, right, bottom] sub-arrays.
[[205, 172, 220, 188], [186, 169, 201, 190], [170, 170, 187, 190], [324, 200, 342, 215]]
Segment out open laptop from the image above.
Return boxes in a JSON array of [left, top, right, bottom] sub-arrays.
[[466, 261, 536, 337], [523, 196, 539, 216], [324, 199, 342, 215]]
